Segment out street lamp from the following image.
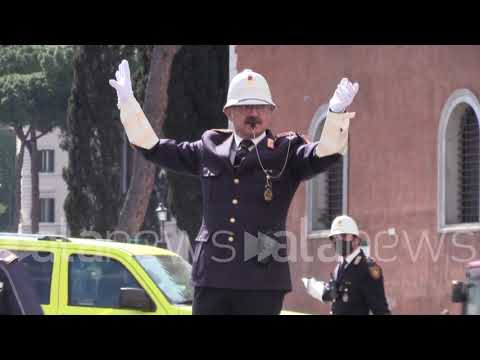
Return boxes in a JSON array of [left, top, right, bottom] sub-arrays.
[[155, 203, 168, 248]]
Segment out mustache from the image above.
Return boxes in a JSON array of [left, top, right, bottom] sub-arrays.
[[245, 116, 261, 127]]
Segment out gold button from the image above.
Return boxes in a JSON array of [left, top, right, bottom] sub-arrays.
[[232, 199, 238, 205], [230, 217, 236, 223], [234, 178, 240, 184], [228, 236, 234, 242]]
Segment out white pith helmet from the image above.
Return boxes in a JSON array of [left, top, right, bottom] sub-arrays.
[[329, 215, 360, 238], [224, 69, 276, 110]]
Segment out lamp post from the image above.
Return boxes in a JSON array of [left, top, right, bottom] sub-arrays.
[[155, 203, 168, 248], [0, 183, 5, 218]]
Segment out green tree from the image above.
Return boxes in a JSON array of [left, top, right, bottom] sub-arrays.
[[116, 45, 229, 248], [0, 45, 73, 233], [62, 45, 144, 238], [163, 45, 229, 243], [127, 46, 163, 240], [0, 128, 16, 231], [116, 46, 181, 240], [62, 45, 228, 247]]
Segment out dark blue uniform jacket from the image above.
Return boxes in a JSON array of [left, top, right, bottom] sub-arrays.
[[331, 250, 390, 315], [138, 129, 341, 291]]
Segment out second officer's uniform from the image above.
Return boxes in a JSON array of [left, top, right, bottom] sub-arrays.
[[113, 65, 356, 314], [304, 215, 390, 315], [326, 247, 390, 315]]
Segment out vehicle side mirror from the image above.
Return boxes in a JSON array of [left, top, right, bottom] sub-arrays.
[[119, 288, 155, 312], [451, 281, 467, 303]]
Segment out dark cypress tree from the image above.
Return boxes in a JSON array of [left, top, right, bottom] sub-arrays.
[[62, 45, 228, 244], [0, 128, 15, 231], [163, 45, 229, 243], [62, 45, 138, 237]]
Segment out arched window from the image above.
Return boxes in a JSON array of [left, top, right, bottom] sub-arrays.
[[438, 89, 480, 232], [306, 104, 348, 238]]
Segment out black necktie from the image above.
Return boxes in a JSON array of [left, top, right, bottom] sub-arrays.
[[233, 139, 254, 168], [336, 260, 348, 280]]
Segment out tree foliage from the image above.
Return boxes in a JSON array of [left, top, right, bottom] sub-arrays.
[[0, 45, 74, 232], [0, 45, 73, 132], [62, 45, 147, 237], [163, 45, 229, 241], [0, 129, 15, 230]]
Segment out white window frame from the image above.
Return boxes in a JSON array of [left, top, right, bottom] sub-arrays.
[[438, 89, 480, 233], [306, 104, 349, 239], [39, 149, 55, 174], [40, 197, 55, 224]]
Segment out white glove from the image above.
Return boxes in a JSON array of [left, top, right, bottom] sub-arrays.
[[109, 59, 159, 149], [109, 59, 135, 103], [328, 78, 359, 113], [302, 277, 326, 302]]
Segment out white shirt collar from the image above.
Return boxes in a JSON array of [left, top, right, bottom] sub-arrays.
[[339, 247, 363, 266], [233, 131, 266, 149]]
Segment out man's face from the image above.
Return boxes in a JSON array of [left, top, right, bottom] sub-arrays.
[[330, 234, 360, 257], [224, 105, 274, 139]]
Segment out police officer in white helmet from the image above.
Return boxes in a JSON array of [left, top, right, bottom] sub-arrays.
[[110, 60, 360, 314], [303, 215, 390, 315]]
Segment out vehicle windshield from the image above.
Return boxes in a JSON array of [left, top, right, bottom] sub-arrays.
[[135, 255, 193, 305], [465, 278, 480, 315]]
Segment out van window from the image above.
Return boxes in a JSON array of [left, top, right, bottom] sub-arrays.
[[136, 255, 193, 305], [12, 251, 54, 305], [68, 254, 141, 308]]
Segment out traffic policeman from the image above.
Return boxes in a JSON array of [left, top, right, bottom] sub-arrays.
[[109, 60, 359, 315], [303, 215, 390, 315]]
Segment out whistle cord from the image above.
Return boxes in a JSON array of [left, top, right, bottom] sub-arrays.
[[251, 128, 291, 180]]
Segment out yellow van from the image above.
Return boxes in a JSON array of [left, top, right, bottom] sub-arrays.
[[0, 234, 303, 315], [0, 233, 193, 315]]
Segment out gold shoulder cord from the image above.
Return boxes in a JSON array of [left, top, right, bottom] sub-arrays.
[[251, 128, 292, 202]]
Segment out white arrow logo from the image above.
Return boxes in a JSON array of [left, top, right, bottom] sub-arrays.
[[243, 232, 280, 262]]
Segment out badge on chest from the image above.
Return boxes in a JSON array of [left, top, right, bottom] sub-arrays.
[[264, 175, 273, 202], [339, 281, 351, 303]]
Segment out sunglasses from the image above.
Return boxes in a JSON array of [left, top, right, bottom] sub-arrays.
[[329, 234, 351, 242], [235, 105, 273, 113]]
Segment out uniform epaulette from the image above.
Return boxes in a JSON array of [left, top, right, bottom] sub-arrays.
[[0, 249, 18, 264], [212, 129, 233, 134], [299, 134, 311, 144], [276, 131, 311, 144], [366, 258, 383, 280], [367, 257, 380, 267], [275, 132, 302, 144], [276, 131, 297, 139]]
